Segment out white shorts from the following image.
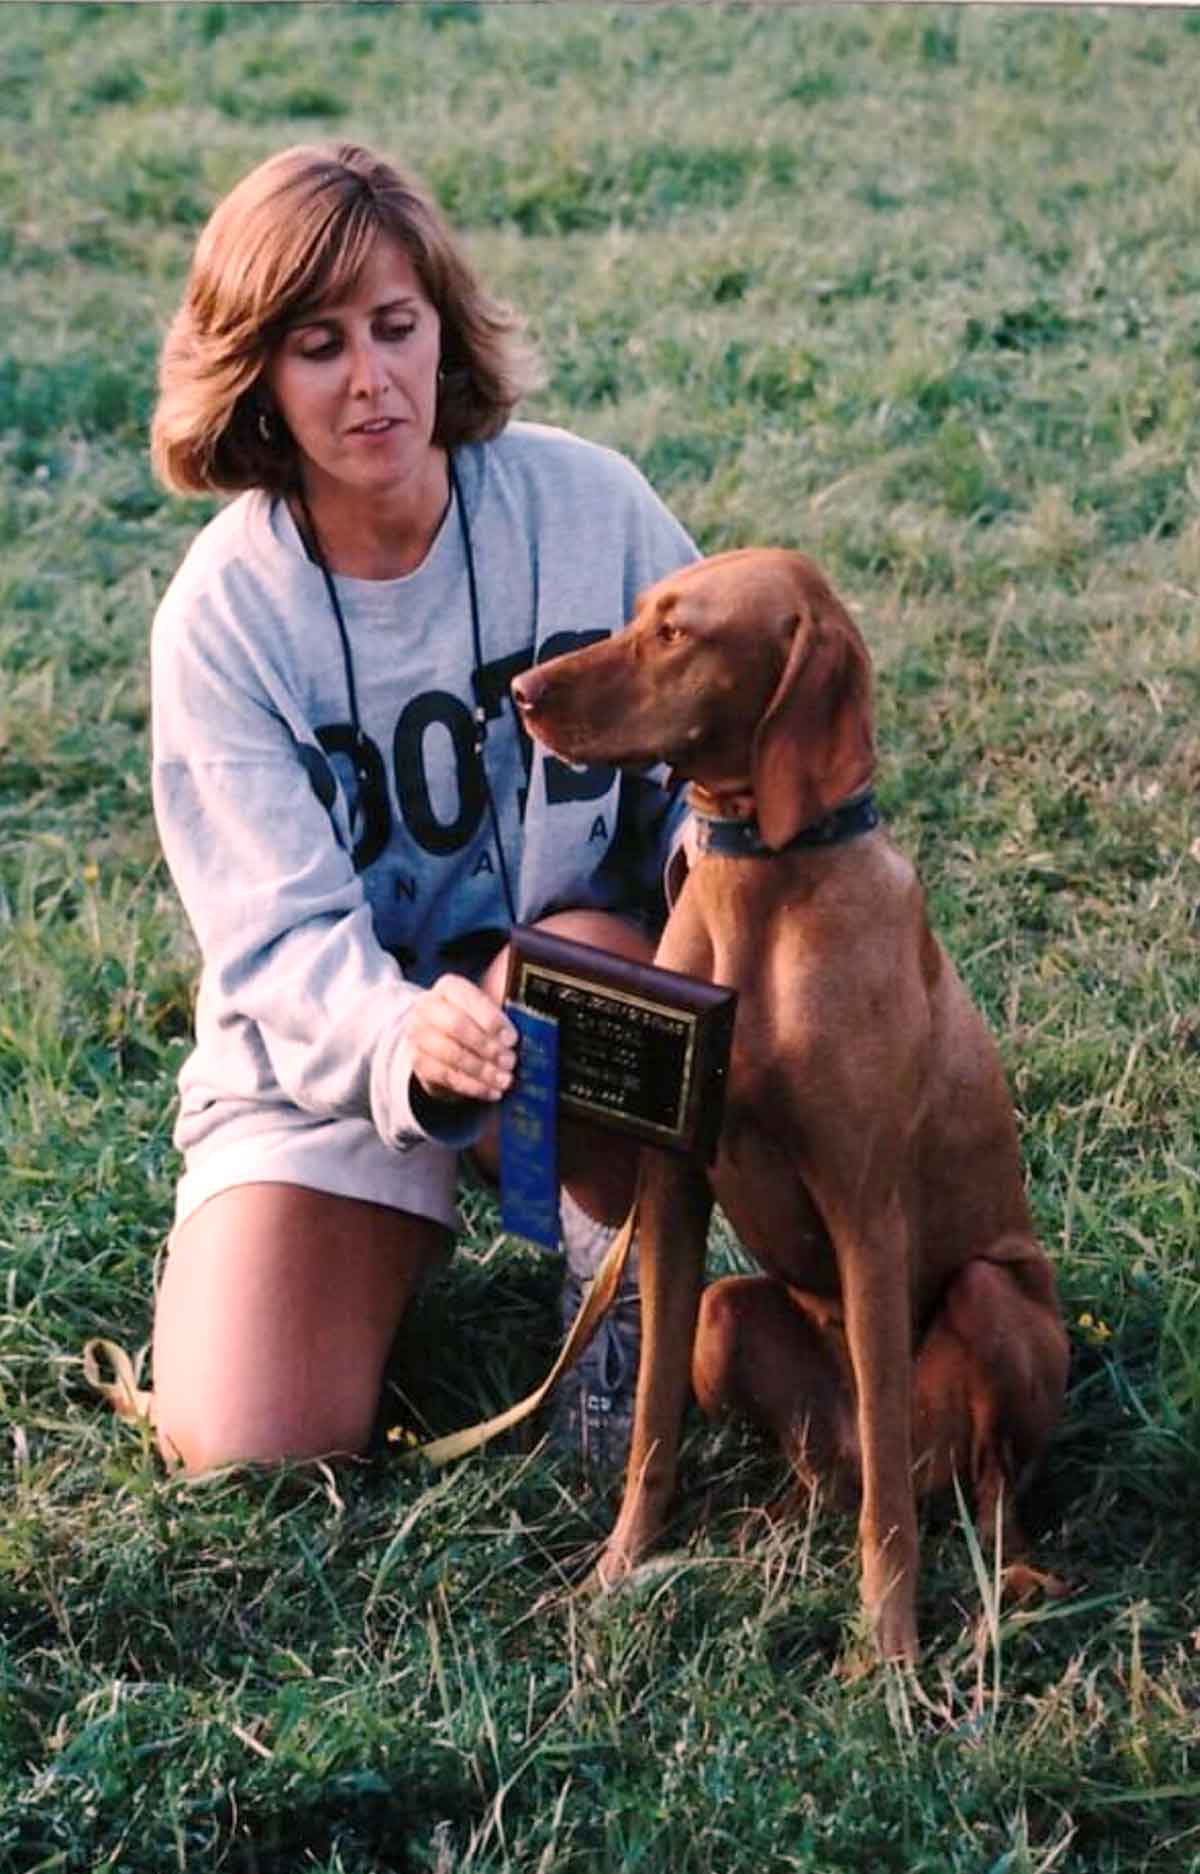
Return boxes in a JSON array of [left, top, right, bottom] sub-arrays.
[[173, 1108, 462, 1235]]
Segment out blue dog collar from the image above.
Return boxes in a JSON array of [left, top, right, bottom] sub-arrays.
[[691, 791, 881, 858]]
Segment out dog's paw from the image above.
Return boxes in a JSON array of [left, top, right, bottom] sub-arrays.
[[585, 1551, 693, 1602], [874, 1610, 921, 1666], [1001, 1561, 1072, 1605], [835, 1613, 920, 1680]]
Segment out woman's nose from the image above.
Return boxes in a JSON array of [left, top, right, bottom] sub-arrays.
[[347, 337, 389, 398]]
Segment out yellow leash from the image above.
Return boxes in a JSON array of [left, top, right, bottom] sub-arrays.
[[81, 1337, 154, 1425], [400, 1201, 638, 1465]]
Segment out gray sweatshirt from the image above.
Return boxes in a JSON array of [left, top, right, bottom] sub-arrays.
[[151, 422, 698, 1171]]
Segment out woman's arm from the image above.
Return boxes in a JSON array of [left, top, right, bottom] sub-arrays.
[[152, 591, 509, 1148]]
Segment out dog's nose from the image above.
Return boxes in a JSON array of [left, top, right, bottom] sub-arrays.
[[510, 671, 540, 717]]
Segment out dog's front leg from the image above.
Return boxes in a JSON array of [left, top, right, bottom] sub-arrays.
[[833, 1189, 921, 1663], [597, 1149, 713, 1584]]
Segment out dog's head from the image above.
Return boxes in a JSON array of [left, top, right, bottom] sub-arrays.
[[512, 548, 875, 849]]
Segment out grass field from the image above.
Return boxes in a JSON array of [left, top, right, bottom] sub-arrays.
[[2, 3, 1199, 1868]]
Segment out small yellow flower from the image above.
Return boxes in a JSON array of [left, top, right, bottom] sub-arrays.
[[386, 1424, 421, 1449], [82, 861, 100, 885], [1077, 1312, 1112, 1346]]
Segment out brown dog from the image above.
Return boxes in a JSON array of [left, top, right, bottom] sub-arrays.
[[511, 548, 1068, 1661]]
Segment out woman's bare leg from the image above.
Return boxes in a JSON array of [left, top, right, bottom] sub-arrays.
[[152, 1183, 450, 1473]]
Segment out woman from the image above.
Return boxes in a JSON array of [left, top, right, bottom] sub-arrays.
[[148, 142, 697, 1474]]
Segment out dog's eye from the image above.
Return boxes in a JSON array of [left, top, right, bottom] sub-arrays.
[[657, 620, 685, 645]]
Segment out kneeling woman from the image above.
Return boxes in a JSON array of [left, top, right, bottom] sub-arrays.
[[148, 141, 696, 1475]]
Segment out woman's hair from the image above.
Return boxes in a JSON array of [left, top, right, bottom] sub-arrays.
[[151, 142, 542, 495]]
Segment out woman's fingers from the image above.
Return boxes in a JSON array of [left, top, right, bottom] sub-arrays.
[[410, 974, 518, 1103]]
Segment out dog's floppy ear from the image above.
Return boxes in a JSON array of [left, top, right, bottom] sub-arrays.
[[751, 591, 875, 849]]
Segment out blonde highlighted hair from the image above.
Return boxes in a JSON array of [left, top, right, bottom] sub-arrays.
[[151, 142, 541, 495]]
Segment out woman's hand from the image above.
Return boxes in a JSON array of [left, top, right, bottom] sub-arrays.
[[408, 974, 518, 1105]]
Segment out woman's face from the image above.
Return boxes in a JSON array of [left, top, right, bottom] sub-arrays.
[[263, 235, 443, 509]]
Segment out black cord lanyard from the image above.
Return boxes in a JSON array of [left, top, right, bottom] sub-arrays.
[[295, 454, 519, 926]]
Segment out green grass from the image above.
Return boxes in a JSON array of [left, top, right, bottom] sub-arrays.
[[2, 3, 1199, 1868]]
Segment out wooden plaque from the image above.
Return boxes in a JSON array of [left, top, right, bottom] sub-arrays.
[[504, 926, 737, 1160]]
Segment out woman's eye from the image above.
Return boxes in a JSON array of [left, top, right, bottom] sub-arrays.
[[297, 337, 339, 361], [380, 322, 416, 343]]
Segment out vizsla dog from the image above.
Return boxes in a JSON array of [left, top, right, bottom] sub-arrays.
[[511, 549, 1068, 1662]]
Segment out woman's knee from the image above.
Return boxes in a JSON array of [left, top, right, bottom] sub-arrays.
[[151, 1183, 449, 1474], [533, 908, 656, 964], [478, 909, 655, 1006], [154, 1380, 378, 1474]]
